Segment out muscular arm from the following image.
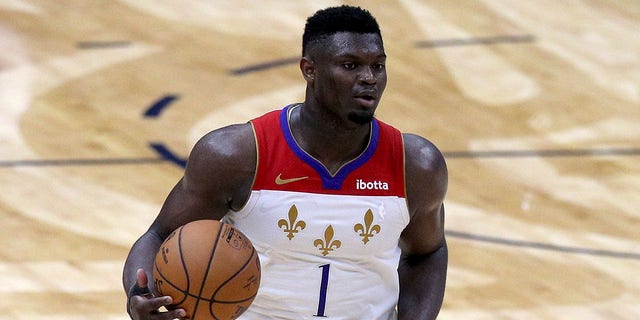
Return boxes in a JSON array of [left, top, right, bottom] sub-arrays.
[[397, 133, 448, 320], [122, 123, 256, 318]]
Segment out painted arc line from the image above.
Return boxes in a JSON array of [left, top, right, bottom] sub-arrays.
[[229, 56, 299, 76], [143, 94, 180, 118]]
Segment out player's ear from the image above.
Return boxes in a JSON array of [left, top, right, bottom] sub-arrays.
[[300, 57, 315, 82]]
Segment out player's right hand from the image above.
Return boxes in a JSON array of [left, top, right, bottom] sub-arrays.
[[127, 268, 187, 320]]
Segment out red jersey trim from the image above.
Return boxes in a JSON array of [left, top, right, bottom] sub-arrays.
[[250, 105, 406, 197]]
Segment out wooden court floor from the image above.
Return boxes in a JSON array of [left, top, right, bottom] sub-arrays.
[[1, 1, 638, 319]]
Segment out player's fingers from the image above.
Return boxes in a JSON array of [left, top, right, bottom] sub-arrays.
[[164, 308, 187, 320], [129, 295, 183, 319], [142, 295, 173, 312]]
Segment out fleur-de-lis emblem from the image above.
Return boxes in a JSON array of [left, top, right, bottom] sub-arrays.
[[354, 209, 381, 244], [278, 205, 306, 240], [314, 225, 342, 256]]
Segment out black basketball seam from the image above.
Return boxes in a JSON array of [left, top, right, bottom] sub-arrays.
[[209, 245, 260, 319], [176, 224, 191, 306], [153, 227, 190, 306], [212, 246, 259, 302], [192, 221, 225, 320], [158, 222, 259, 319]]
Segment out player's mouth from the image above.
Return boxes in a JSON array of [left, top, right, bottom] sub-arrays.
[[354, 92, 377, 108]]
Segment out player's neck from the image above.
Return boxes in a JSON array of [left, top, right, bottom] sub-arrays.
[[290, 103, 371, 174]]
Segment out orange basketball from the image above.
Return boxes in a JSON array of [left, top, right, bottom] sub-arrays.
[[153, 220, 261, 320]]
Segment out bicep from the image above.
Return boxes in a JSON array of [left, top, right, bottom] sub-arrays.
[[400, 204, 445, 256], [148, 177, 223, 240], [149, 125, 256, 239], [400, 134, 448, 256]]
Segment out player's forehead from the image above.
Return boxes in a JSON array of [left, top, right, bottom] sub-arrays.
[[313, 32, 385, 59]]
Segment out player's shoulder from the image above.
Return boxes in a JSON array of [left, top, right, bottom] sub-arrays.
[[188, 123, 256, 170], [197, 123, 254, 148], [402, 133, 446, 172]]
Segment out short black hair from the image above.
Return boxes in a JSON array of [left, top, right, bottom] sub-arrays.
[[302, 5, 381, 56]]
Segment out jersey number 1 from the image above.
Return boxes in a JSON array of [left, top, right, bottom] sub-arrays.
[[314, 264, 330, 317]]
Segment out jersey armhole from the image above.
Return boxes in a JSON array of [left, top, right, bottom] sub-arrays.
[[400, 133, 410, 212]]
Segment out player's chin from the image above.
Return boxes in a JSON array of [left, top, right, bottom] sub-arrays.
[[347, 110, 375, 124]]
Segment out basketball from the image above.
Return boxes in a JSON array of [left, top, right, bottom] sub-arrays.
[[153, 220, 261, 320]]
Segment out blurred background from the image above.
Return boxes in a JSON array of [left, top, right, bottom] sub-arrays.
[[0, 1, 638, 319]]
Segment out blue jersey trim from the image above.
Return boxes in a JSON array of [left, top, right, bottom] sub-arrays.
[[280, 105, 379, 190]]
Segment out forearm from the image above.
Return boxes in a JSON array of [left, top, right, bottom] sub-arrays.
[[122, 231, 163, 294], [397, 242, 448, 320]]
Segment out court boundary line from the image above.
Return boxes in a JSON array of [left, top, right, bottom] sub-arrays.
[[2, 146, 639, 168], [415, 34, 535, 48], [443, 147, 640, 158], [447, 230, 640, 260], [229, 34, 536, 76], [0, 158, 164, 167]]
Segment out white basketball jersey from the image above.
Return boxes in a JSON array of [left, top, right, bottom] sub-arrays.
[[222, 105, 409, 319]]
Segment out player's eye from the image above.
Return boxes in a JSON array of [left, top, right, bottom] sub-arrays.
[[343, 63, 356, 70]]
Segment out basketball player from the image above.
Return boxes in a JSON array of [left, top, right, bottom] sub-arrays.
[[124, 5, 448, 320]]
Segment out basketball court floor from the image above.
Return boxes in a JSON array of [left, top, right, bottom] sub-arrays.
[[1, 1, 638, 319]]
